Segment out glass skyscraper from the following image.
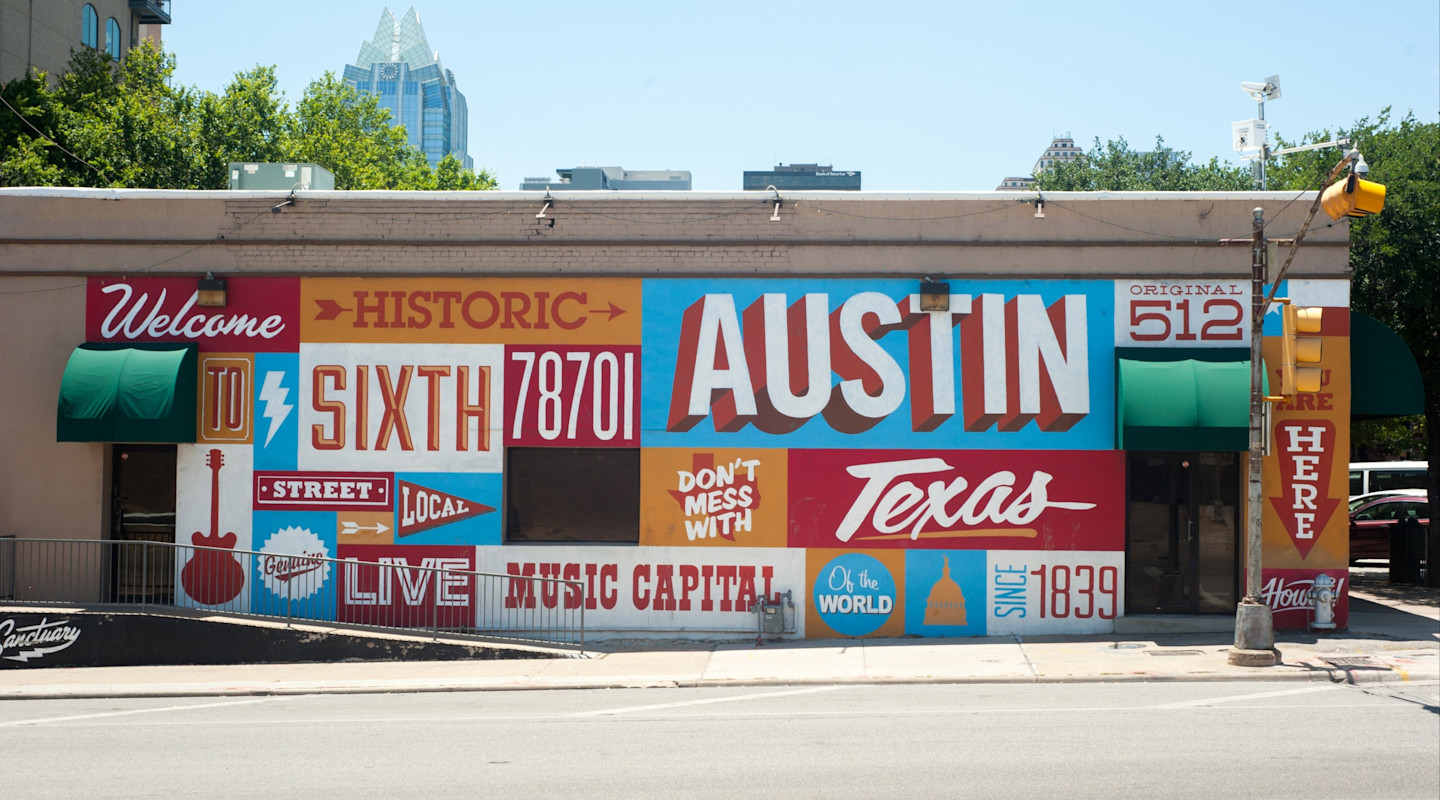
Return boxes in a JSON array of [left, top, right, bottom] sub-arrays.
[[342, 7, 471, 170]]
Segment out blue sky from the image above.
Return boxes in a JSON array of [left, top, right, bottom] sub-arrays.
[[163, 1, 1439, 191]]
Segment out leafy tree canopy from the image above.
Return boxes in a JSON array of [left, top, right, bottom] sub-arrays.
[[1043, 116, 1437, 582], [0, 44, 496, 191], [1035, 135, 1253, 191]]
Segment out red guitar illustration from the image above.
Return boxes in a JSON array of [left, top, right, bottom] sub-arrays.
[[180, 449, 246, 605]]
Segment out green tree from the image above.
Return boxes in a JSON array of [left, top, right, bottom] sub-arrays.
[[1269, 111, 1438, 583], [1036, 135, 1253, 191], [61, 44, 205, 189], [0, 45, 498, 191], [435, 153, 497, 190], [195, 65, 293, 188]]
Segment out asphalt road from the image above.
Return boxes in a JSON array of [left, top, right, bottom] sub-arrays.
[[2, 681, 1436, 799]]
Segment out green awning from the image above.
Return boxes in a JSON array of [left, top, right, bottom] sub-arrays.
[[57, 343, 198, 443], [1350, 311, 1423, 419], [1116, 348, 1251, 452]]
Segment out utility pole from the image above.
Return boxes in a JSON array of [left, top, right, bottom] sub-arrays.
[[1229, 207, 1277, 666], [1226, 150, 1384, 667]]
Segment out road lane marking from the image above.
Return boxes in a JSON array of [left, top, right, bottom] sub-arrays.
[[1152, 685, 1342, 708], [570, 685, 854, 717], [0, 698, 281, 728]]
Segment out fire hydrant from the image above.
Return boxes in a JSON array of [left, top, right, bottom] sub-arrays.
[[1308, 573, 1338, 631]]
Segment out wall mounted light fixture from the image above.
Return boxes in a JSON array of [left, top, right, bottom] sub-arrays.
[[768, 185, 783, 222], [1034, 195, 1046, 219], [271, 192, 296, 213], [535, 193, 553, 219], [919, 279, 950, 312], [197, 273, 227, 307]]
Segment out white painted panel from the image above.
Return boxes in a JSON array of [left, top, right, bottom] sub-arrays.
[[475, 545, 806, 634]]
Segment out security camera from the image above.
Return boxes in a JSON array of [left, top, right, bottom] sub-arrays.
[[1353, 152, 1370, 177], [1240, 75, 1281, 100]]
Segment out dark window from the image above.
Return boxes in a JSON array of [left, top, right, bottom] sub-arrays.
[[105, 17, 121, 59], [506, 448, 640, 543], [1370, 469, 1427, 492], [82, 4, 99, 48]]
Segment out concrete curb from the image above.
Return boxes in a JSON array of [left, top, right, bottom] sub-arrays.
[[3, 661, 1434, 701]]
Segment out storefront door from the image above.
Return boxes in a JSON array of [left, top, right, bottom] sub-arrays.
[[1125, 453, 1239, 614], [110, 444, 177, 602]]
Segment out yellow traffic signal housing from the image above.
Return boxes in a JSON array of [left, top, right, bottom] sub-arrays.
[[1321, 173, 1386, 220], [1280, 304, 1324, 396]]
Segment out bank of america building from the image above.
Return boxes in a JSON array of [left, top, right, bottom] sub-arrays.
[[342, 7, 471, 170]]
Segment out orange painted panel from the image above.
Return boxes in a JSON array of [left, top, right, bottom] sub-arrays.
[[336, 511, 396, 546], [300, 278, 642, 345], [805, 549, 907, 638], [640, 448, 788, 547], [197, 353, 254, 444], [1262, 328, 1351, 569]]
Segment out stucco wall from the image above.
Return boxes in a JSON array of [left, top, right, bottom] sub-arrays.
[[0, 190, 1349, 279], [0, 275, 106, 541], [0, 190, 1355, 636]]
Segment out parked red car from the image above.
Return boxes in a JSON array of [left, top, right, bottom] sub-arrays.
[[1349, 495, 1430, 561]]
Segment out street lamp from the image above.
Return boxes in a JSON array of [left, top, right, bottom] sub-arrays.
[[1228, 149, 1384, 667]]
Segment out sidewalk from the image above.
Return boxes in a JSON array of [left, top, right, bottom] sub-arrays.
[[2, 578, 1434, 700]]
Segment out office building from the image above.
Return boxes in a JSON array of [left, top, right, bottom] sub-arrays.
[[520, 166, 691, 191], [743, 163, 860, 191], [1, 0, 170, 84], [342, 6, 471, 170], [997, 135, 1084, 190]]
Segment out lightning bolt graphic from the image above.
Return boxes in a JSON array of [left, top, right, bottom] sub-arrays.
[[259, 370, 293, 448]]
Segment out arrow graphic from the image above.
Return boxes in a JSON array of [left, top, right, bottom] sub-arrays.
[[589, 302, 626, 321], [313, 298, 349, 321], [340, 521, 391, 536]]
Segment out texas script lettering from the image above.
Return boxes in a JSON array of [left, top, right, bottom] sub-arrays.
[[834, 458, 1097, 542]]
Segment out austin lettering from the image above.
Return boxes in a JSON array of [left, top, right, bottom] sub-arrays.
[[667, 291, 1088, 435]]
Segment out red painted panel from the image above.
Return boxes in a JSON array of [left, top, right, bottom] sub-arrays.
[[336, 545, 475, 629], [86, 276, 300, 352], [504, 345, 640, 447], [254, 471, 393, 512], [789, 449, 1124, 551], [1263, 568, 1349, 631]]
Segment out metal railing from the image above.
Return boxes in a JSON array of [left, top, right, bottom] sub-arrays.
[[0, 538, 584, 651]]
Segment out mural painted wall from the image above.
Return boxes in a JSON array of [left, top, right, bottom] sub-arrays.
[[1259, 280, 1353, 629], [83, 275, 1352, 636]]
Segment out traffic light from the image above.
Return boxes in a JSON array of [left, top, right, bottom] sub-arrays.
[[1280, 304, 1324, 396], [1321, 172, 1385, 220]]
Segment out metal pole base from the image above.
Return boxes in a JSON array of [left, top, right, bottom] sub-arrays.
[[1228, 600, 1278, 666]]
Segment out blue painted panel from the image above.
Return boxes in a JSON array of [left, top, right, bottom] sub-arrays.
[[393, 472, 503, 546], [904, 550, 988, 636], [253, 352, 298, 471], [251, 510, 337, 621], [642, 278, 1115, 450]]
